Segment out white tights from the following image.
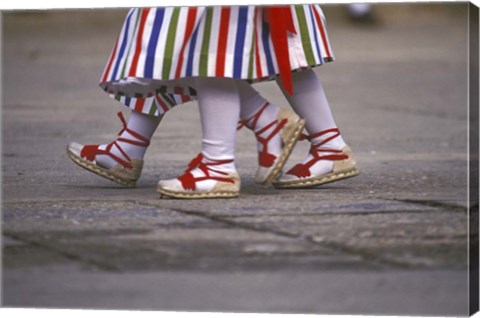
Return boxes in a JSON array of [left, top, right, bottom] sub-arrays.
[[279, 69, 345, 149]]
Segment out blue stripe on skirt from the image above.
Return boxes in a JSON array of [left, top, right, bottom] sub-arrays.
[[232, 7, 249, 78], [111, 10, 134, 81], [144, 9, 166, 78], [186, 17, 201, 77], [261, 21, 275, 76]]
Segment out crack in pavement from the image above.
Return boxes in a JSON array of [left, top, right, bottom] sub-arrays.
[[222, 209, 444, 218], [134, 201, 416, 269], [389, 198, 468, 213], [3, 231, 120, 272]]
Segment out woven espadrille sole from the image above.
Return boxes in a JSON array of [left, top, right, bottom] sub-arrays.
[[156, 187, 239, 199], [67, 147, 138, 188], [273, 167, 360, 189], [261, 118, 306, 185]]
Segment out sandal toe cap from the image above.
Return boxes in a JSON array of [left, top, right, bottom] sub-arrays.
[[157, 178, 182, 192], [67, 141, 84, 157]]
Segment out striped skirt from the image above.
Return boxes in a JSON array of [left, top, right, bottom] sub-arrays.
[[100, 5, 335, 117]]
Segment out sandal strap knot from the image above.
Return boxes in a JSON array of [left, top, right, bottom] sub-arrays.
[[288, 163, 312, 178], [81, 145, 104, 162], [178, 171, 197, 191]]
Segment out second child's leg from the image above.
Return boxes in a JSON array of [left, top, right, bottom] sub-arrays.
[[274, 69, 359, 188], [237, 81, 305, 184]]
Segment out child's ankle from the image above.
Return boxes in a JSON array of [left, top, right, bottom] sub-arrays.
[[201, 153, 237, 175], [310, 129, 346, 150]]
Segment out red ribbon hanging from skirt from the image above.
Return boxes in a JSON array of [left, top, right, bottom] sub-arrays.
[[263, 6, 297, 95]]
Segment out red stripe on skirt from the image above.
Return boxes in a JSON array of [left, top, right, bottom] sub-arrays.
[[128, 8, 151, 77], [175, 7, 198, 78], [253, 8, 263, 79], [134, 98, 145, 112], [312, 6, 332, 58], [215, 7, 231, 77], [101, 35, 120, 83], [156, 96, 170, 112]]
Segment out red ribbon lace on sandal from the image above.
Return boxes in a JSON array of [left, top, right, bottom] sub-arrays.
[[237, 102, 287, 168], [287, 128, 348, 178], [80, 112, 150, 169], [177, 154, 236, 191]]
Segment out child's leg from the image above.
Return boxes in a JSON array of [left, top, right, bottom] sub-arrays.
[[156, 77, 241, 198], [197, 78, 240, 168], [274, 69, 359, 188], [67, 110, 161, 187], [236, 81, 305, 184], [282, 69, 346, 150], [237, 81, 282, 156]]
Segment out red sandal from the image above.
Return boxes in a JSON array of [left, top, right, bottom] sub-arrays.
[[156, 153, 240, 199], [237, 102, 305, 184], [273, 128, 360, 189], [67, 112, 149, 187]]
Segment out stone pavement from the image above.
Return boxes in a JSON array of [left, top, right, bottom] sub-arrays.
[[1, 4, 474, 316]]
